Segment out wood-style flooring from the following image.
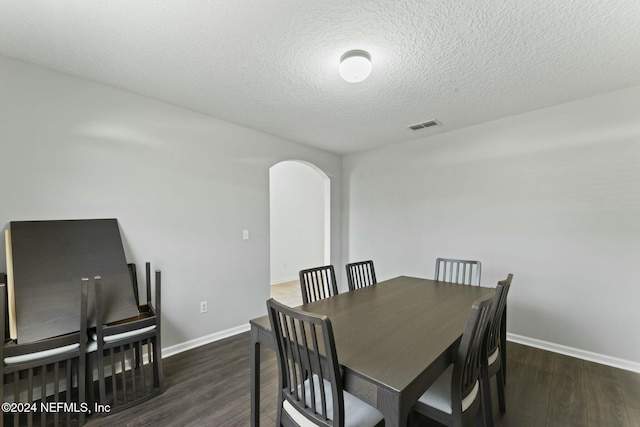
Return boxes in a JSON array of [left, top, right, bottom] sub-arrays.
[[268, 280, 303, 307], [84, 282, 640, 426], [84, 335, 640, 427]]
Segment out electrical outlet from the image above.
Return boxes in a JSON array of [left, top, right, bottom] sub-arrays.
[[200, 301, 208, 313], [243, 229, 249, 240]]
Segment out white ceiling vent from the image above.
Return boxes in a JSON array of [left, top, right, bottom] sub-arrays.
[[407, 119, 440, 131]]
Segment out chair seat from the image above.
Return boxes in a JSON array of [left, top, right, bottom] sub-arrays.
[[86, 325, 157, 352], [4, 343, 80, 365], [283, 375, 384, 427], [416, 365, 479, 415]]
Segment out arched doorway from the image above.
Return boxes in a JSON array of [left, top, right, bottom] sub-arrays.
[[269, 160, 330, 305]]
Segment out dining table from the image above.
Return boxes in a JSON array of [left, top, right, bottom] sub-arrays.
[[249, 275, 499, 427]]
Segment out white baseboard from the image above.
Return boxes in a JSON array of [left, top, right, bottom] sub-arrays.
[[161, 324, 250, 359], [270, 276, 298, 286], [507, 333, 640, 374], [160, 327, 640, 374]]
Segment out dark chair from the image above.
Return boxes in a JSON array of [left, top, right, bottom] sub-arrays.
[[435, 258, 482, 286], [0, 277, 88, 427], [412, 295, 493, 427], [87, 262, 164, 414], [345, 260, 377, 291], [481, 274, 512, 427], [267, 298, 384, 427], [299, 265, 339, 304]]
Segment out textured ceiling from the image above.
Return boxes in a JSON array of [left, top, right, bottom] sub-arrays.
[[1, 1, 639, 154]]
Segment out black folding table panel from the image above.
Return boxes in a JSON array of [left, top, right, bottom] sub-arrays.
[[10, 219, 139, 343]]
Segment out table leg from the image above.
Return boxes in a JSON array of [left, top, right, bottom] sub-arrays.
[[501, 306, 507, 384], [377, 388, 410, 427], [251, 327, 261, 427]]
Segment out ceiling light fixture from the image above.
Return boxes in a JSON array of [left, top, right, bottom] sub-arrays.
[[339, 50, 372, 83]]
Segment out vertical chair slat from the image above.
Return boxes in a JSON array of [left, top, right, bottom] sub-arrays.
[[40, 366, 46, 427], [323, 270, 328, 297], [130, 344, 137, 400], [120, 344, 127, 404], [299, 266, 338, 304], [53, 362, 60, 427], [294, 317, 310, 410], [435, 258, 482, 286], [65, 359, 71, 405], [12, 370, 19, 404], [109, 348, 116, 407], [136, 340, 144, 395], [27, 368, 34, 427], [27, 367, 34, 400], [288, 316, 304, 405], [346, 260, 377, 291], [315, 271, 322, 301], [310, 323, 328, 420], [64, 360, 71, 427], [298, 317, 314, 414]]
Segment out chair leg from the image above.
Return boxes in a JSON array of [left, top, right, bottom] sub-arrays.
[[97, 351, 107, 407], [476, 391, 486, 427], [476, 408, 485, 427], [496, 367, 506, 414], [481, 366, 493, 427], [152, 338, 164, 391], [78, 359, 85, 427]]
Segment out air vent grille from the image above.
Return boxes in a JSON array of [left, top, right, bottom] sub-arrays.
[[407, 119, 440, 131]]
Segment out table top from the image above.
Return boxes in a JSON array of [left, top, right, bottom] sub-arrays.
[[8, 219, 139, 343], [251, 275, 494, 393]]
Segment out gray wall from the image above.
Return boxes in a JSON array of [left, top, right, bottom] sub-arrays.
[[3, 54, 639, 369], [343, 86, 640, 368], [0, 56, 342, 351]]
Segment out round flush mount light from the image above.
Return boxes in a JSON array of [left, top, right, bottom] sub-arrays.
[[339, 50, 372, 83]]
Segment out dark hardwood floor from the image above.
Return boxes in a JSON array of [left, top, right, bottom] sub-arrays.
[[85, 332, 640, 427]]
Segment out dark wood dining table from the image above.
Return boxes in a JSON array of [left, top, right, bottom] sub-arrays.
[[249, 276, 497, 427]]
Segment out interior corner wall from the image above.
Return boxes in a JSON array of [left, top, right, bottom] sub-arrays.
[[343, 85, 640, 367], [0, 55, 342, 350], [269, 161, 326, 285]]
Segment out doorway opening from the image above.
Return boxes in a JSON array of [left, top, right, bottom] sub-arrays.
[[269, 160, 330, 305]]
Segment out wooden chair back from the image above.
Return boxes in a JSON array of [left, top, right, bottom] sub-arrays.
[[345, 260, 377, 291], [90, 262, 163, 413], [267, 298, 344, 426], [485, 274, 512, 360], [452, 295, 493, 418], [435, 258, 482, 286], [299, 265, 339, 304], [481, 274, 513, 426], [0, 277, 88, 427]]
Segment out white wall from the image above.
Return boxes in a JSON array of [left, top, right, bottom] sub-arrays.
[[343, 86, 640, 368], [270, 161, 327, 285], [0, 56, 342, 351]]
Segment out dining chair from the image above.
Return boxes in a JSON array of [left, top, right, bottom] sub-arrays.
[[267, 298, 384, 427], [299, 265, 339, 304], [481, 274, 513, 427], [345, 260, 377, 291], [0, 277, 88, 427], [412, 295, 493, 427], [86, 262, 164, 414], [435, 258, 482, 286]]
